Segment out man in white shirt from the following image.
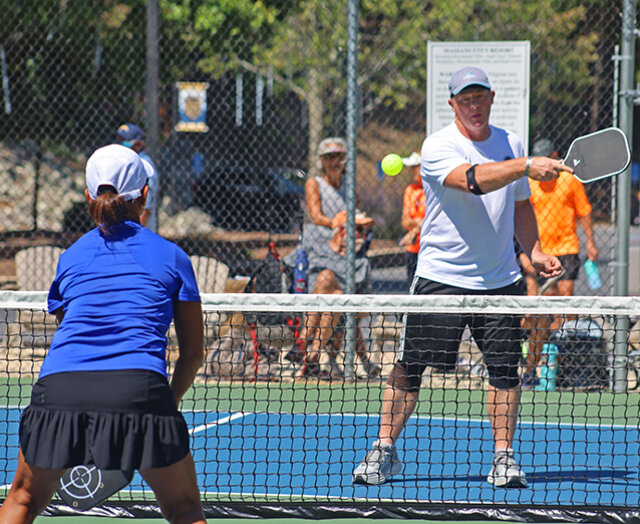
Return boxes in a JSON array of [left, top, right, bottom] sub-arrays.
[[353, 66, 568, 488]]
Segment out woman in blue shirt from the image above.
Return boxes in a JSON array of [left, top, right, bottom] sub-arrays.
[[0, 145, 206, 523]]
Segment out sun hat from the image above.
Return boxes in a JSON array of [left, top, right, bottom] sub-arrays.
[[86, 144, 153, 201], [317, 137, 347, 156]]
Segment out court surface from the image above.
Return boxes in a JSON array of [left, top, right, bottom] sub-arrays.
[[3, 403, 639, 510]]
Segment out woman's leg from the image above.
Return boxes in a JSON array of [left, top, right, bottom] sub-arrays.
[[0, 450, 64, 524], [139, 452, 206, 524], [304, 269, 342, 367]]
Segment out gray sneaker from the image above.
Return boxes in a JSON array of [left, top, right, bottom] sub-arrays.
[[487, 449, 528, 488], [353, 440, 402, 485]]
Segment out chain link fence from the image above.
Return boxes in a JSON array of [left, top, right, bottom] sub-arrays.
[[0, 0, 633, 295]]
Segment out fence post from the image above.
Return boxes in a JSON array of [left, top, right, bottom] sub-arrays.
[[613, 0, 636, 393], [344, 0, 359, 381], [145, 0, 160, 167]]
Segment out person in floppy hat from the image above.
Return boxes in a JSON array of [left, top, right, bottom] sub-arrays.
[[0, 144, 207, 523], [300, 208, 380, 379], [291, 137, 378, 378], [116, 123, 160, 232], [398, 152, 425, 288]]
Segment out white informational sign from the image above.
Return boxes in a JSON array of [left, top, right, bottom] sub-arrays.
[[427, 41, 530, 152]]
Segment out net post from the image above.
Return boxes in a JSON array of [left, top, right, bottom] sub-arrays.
[[344, 313, 356, 381], [612, 315, 630, 393]]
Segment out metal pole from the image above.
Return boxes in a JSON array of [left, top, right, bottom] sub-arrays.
[[344, 0, 359, 380], [613, 0, 636, 392], [611, 44, 620, 296], [145, 0, 160, 166]]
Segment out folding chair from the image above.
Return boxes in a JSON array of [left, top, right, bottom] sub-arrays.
[[189, 255, 230, 293], [15, 246, 64, 291]]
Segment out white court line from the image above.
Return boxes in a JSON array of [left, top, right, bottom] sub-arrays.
[[189, 412, 247, 435], [303, 412, 639, 430], [1, 406, 636, 430]]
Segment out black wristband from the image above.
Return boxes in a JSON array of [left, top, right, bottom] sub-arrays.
[[466, 164, 483, 195]]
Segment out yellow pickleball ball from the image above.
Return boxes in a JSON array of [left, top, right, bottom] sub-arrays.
[[381, 154, 403, 176]]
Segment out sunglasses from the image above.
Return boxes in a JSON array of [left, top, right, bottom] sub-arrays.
[[454, 91, 491, 107]]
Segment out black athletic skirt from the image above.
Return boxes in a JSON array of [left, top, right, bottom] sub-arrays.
[[19, 370, 190, 470]]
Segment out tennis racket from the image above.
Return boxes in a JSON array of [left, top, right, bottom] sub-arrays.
[[563, 127, 630, 183], [57, 465, 133, 511]]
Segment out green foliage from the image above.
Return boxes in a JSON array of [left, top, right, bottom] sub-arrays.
[[240, 0, 610, 140], [0, 0, 148, 144], [0, 0, 622, 150], [160, 0, 297, 76]]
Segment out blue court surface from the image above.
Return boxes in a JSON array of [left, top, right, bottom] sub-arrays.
[[2, 408, 639, 508]]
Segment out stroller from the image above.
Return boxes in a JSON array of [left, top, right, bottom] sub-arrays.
[[244, 242, 307, 380], [205, 242, 305, 382]]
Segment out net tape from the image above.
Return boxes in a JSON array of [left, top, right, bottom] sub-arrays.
[[1, 291, 639, 316]]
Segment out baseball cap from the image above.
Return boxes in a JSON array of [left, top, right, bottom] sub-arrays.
[[332, 209, 375, 230], [532, 138, 556, 157], [318, 137, 347, 156], [448, 67, 492, 96], [116, 123, 145, 142], [86, 144, 153, 201], [402, 152, 421, 167]]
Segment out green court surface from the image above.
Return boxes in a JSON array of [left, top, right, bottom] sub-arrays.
[[5, 378, 638, 425]]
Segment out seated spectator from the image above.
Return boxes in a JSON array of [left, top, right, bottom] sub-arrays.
[[300, 210, 380, 379]]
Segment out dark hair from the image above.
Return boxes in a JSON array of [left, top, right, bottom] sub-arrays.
[[88, 188, 141, 235]]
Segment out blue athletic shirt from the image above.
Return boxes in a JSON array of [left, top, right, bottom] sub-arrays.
[[41, 221, 201, 379]]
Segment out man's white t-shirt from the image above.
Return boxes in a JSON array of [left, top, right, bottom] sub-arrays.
[[415, 122, 530, 290]]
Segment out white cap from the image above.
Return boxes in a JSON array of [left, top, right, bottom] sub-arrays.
[[402, 152, 421, 167], [86, 144, 153, 201]]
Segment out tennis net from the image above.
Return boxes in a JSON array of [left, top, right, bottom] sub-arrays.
[[1, 290, 639, 521]]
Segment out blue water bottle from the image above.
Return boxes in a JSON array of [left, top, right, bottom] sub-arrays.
[[293, 248, 308, 294], [583, 260, 602, 290], [535, 343, 559, 391]]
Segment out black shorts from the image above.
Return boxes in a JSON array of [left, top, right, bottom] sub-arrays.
[[20, 370, 190, 470], [399, 277, 525, 378]]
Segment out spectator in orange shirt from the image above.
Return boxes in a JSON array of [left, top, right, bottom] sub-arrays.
[[520, 138, 599, 386], [399, 152, 425, 289]]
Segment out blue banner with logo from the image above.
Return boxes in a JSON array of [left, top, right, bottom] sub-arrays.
[[176, 82, 209, 132]]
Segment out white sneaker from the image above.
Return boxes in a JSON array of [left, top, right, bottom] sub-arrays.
[[353, 440, 402, 485], [487, 449, 528, 488]]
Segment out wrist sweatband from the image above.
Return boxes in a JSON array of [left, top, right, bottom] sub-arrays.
[[465, 164, 483, 195], [524, 156, 533, 178]]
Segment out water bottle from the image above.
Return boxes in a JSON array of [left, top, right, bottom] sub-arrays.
[[583, 260, 602, 290], [293, 248, 308, 294], [535, 343, 559, 391]]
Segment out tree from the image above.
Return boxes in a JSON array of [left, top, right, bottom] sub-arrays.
[[238, 0, 618, 163]]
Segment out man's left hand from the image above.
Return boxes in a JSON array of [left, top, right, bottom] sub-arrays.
[[531, 251, 564, 279]]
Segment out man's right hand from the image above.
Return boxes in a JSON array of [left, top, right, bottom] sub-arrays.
[[526, 157, 572, 182]]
